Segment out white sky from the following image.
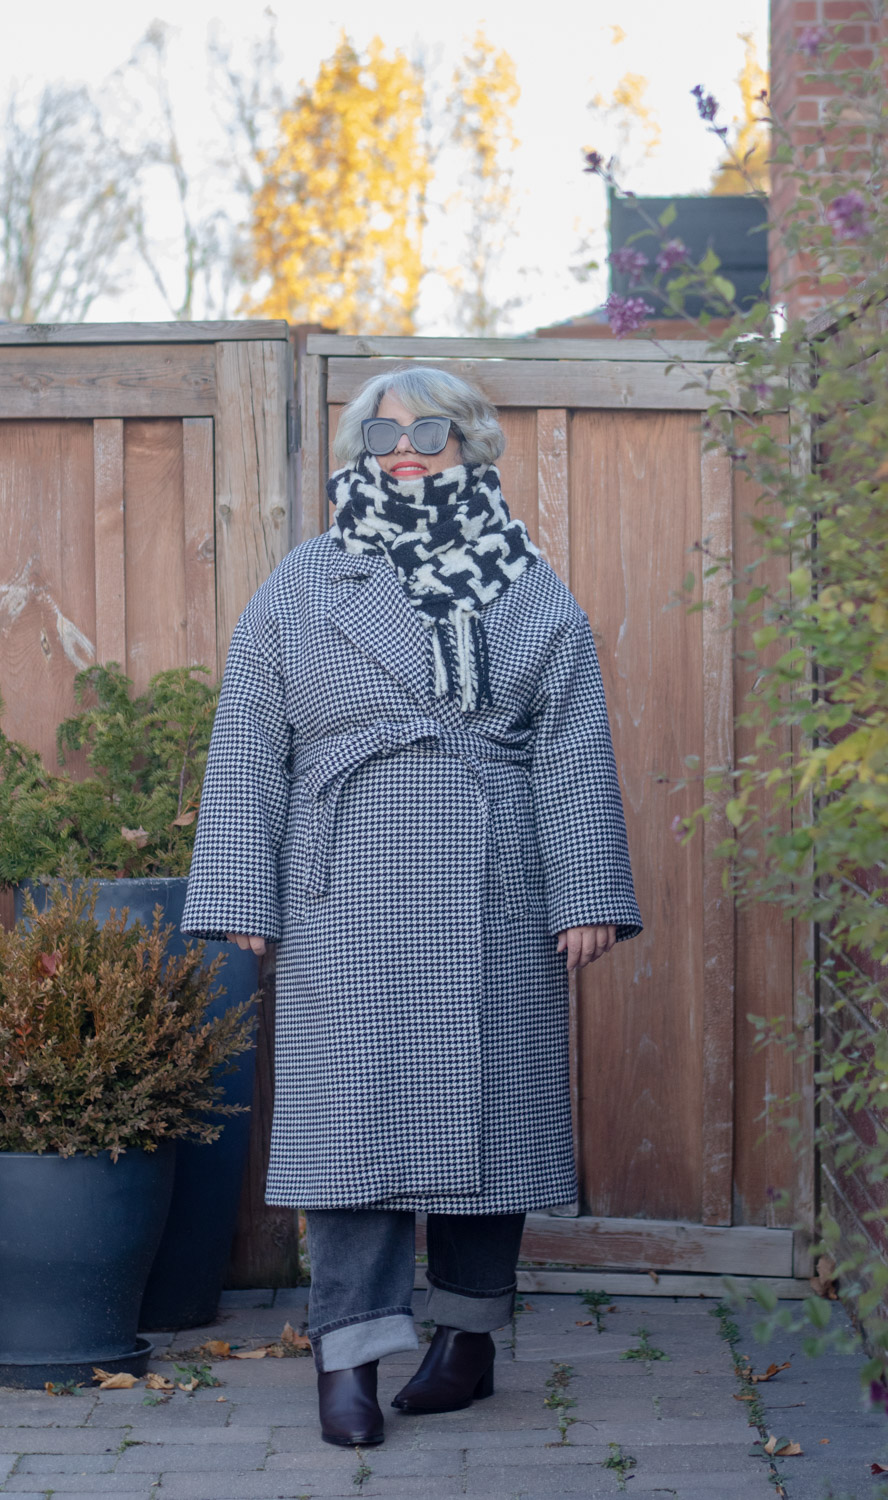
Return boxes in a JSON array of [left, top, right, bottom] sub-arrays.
[[4, 0, 769, 334]]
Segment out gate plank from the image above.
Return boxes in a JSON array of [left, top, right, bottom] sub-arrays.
[[93, 420, 126, 669], [183, 419, 217, 675], [214, 341, 290, 668], [700, 445, 737, 1226], [537, 408, 569, 582], [0, 346, 214, 418], [123, 421, 187, 692], [327, 357, 733, 410]]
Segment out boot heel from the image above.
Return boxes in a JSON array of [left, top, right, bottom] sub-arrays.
[[473, 1365, 494, 1400]]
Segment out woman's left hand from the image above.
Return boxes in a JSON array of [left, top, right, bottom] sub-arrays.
[[557, 924, 616, 972]]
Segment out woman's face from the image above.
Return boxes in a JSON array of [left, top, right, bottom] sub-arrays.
[[372, 393, 463, 479]]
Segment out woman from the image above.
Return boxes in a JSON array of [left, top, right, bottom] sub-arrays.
[[181, 366, 642, 1447]]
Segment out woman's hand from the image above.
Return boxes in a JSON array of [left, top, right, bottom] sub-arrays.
[[227, 933, 267, 955], [556, 924, 616, 972]]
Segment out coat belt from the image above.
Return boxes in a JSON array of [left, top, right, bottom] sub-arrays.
[[290, 718, 532, 902]]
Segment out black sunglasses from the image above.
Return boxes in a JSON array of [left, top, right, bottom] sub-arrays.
[[361, 416, 453, 456]]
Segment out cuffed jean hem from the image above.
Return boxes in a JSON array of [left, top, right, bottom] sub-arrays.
[[425, 1277, 517, 1333], [311, 1309, 418, 1373]]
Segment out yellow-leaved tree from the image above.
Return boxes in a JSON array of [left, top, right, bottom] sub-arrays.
[[710, 33, 770, 194], [447, 29, 520, 335], [246, 35, 429, 332]]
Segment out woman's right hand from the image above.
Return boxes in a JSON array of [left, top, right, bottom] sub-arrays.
[[227, 933, 267, 955]]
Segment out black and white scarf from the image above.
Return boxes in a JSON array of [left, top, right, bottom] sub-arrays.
[[327, 454, 540, 712]]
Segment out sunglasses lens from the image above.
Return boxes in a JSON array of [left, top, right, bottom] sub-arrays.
[[411, 419, 450, 454], [363, 419, 399, 455]]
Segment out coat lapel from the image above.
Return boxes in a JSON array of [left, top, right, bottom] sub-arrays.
[[327, 548, 431, 704]]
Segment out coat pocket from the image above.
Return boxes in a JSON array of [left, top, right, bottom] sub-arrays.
[[490, 796, 529, 919]]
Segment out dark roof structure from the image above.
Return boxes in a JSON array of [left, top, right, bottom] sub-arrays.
[[608, 186, 769, 316]]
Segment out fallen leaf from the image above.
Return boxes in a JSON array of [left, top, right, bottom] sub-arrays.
[[576, 1319, 595, 1327], [216, 1395, 227, 1402], [872, 1461, 888, 1474], [764, 1435, 802, 1457], [201, 1340, 232, 1358], [171, 809, 197, 827], [92, 1368, 138, 1389], [177, 1377, 198, 1392], [280, 1323, 312, 1354], [231, 1347, 268, 1359], [120, 825, 149, 847], [522, 1300, 535, 1311], [819, 1438, 830, 1445], [648, 1270, 660, 1285], [809, 1254, 839, 1299], [751, 1361, 792, 1383], [733, 1392, 756, 1401], [145, 1373, 174, 1392]]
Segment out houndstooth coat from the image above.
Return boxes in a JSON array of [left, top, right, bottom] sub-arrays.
[[181, 529, 643, 1213]]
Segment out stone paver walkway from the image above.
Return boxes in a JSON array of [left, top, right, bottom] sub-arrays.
[[0, 1290, 882, 1498]]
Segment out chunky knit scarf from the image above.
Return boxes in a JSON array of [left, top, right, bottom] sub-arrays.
[[327, 454, 540, 712]]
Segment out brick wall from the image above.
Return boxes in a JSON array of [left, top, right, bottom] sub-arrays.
[[770, 0, 888, 320]]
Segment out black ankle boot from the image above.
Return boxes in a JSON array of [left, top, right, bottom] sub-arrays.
[[318, 1360, 385, 1446], [391, 1327, 495, 1414]]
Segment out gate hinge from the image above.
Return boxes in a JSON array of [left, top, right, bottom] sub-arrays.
[[286, 399, 300, 454]]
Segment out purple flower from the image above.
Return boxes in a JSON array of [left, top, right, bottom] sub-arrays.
[[656, 238, 688, 273], [798, 24, 830, 57], [605, 293, 655, 337], [825, 190, 871, 240], [584, 150, 604, 174], [691, 83, 719, 122], [751, 382, 770, 400], [609, 247, 649, 282], [871, 1377, 888, 1415]]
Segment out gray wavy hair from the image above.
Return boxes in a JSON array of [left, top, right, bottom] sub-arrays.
[[332, 365, 506, 467]]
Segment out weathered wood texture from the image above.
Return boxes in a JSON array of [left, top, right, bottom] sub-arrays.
[[307, 334, 727, 363], [326, 356, 734, 410], [0, 321, 289, 345], [0, 346, 215, 418]]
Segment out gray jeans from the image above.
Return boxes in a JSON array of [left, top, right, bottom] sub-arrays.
[[306, 1209, 525, 1372]]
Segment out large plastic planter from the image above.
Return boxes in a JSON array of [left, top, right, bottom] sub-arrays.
[[14, 877, 259, 1331], [0, 1144, 175, 1388]]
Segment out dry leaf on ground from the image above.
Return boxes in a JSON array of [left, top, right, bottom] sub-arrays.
[[92, 1368, 138, 1389], [809, 1254, 839, 1299], [177, 1377, 198, 1392], [231, 1346, 268, 1359], [764, 1435, 802, 1457], [751, 1361, 792, 1383], [732, 1392, 755, 1401], [280, 1322, 312, 1354], [170, 809, 197, 827], [576, 1319, 595, 1327], [145, 1373, 174, 1391], [872, 1462, 888, 1474], [200, 1341, 232, 1358]]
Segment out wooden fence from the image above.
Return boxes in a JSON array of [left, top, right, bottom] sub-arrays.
[[0, 323, 813, 1286]]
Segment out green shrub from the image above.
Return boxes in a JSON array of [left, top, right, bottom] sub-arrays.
[[0, 880, 256, 1158], [0, 662, 219, 883]]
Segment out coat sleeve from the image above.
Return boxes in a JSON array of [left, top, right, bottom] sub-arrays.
[[531, 615, 643, 943], [180, 610, 293, 943]]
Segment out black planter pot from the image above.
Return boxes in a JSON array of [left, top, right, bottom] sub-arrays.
[[0, 1145, 175, 1388], [15, 876, 259, 1331]]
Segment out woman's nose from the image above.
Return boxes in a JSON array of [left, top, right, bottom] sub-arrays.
[[394, 434, 414, 451]]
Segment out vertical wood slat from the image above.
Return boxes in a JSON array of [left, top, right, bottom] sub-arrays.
[[537, 408, 570, 583], [788, 365, 817, 1274], [536, 407, 579, 1211], [296, 341, 327, 542], [214, 341, 291, 673], [93, 419, 126, 668], [182, 418, 217, 674], [700, 445, 737, 1226]]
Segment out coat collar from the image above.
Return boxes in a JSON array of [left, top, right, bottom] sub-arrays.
[[325, 541, 431, 704]]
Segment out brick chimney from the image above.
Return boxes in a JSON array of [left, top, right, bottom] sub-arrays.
[[770, 0, 888, 322]]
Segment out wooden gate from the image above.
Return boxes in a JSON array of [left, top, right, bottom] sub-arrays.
[[0, 324, 813, 1287], [295, 333, 814, 1284]]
